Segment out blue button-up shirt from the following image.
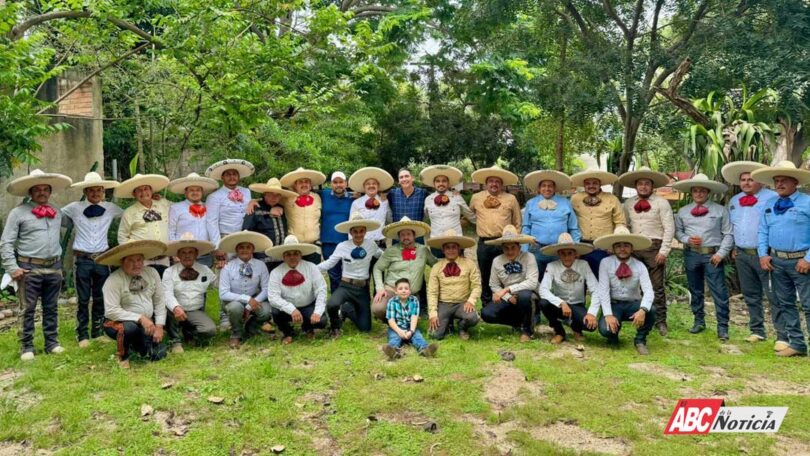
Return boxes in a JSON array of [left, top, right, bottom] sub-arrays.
[[319, 189, 354, 245], [675, 201, 733, 258], [728, 188, 777, 249], [758, 190, 810, 261], [521, 194, 581, 248], [388, 186, 428, 222]]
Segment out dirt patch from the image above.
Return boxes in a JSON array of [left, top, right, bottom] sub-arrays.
[[295, 391, 341, 455], [483, 365, 544, 411], [374, 411, 437, 432], [628, 363, 691, 382], [743, 376, 810, 396], [719, 344, 744, 355], [0, 441, 53, 455], [153, 411, 195, 437], [775, 436, 810, 455], [90, 411, 118, 434], [0, 386, 42, 412], [545, 345, 586, 360]]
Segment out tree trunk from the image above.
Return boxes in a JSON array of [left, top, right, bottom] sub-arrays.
[[135, 100, 145, 173], [555, 113, 565, 171]]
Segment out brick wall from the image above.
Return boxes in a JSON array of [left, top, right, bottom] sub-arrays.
[[57, 78, 95, 117]]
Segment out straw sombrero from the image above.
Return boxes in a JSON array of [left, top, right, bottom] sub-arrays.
[[168, 172, 219, 195], [249, 178, 297, 198], [335, 211, 382, 234], [71, 172, 118, 191], [95, 240, 167, 266], [165, 232, 215, 257], [593, 226, 652, 251], [420, 165, 463, 188], [671, 173, 728, 195], [426, 229, 476, 250], [280, 167, 327, 189], [720, 161, 768, 185], [471, 166, 519, 186], [523, 170, 571, 193], [383, 216, 431, 239], [349, 167, 394, 192], [617, 166, 670, 188], [7, 169, 72, 197], [540, 233, 593, 256], [113, 174, 170, 198], [570, 169, 618, 188], [484, 225, 535, 246], [217, 230, 274, 254], [751, 160, 810, 186], [265, 235, 319, 259], [205, 159, 255, 181]]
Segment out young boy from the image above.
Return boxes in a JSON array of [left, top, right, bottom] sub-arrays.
[[383, 278, 438, 359]]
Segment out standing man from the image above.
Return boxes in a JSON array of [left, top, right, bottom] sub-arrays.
[[673, 174, 733, 340], [167, 172, 219, 266], [63, 171, 123, 348], [388, 167, 428, 223], [618, 166, 674, 336], [753, 161, 810, 357], [320, 171, 354, 291], [2, 169, 72, 361], [244, 177, 296, 272], [281, 167, 327, 263], [116, 173, 172, 276], [421, 165, 475, 258], [349, 167, 395, 249]]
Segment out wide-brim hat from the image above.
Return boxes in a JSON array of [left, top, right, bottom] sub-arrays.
[[349, 167, 394, 192], [205, 159, 255, 181], [218, 230, 274, 254], [168, 173, 219, 195], [7, 169, 72, 197], [484, 225, 535, 246], [471, 166, 519, 186], [265, 235, 319, 259], [335, 211, 382, 234], [249, 178, 298, 198], [113, 174, 170, 198], [280, 167, 327, 188], [540, 233, 593, 256], [617, 166, 670, 188], [751, 160, 810, 186], [720, 161, 768, 185], [523, 170, 571, 193], [426, 229, 476, 250], [383, 216, 431, 239], [593, 227, 652, 251], [165, 233, 215, 257], [71, 171, 118, 190], [570, 169, 618, 188], [420, 165, 463, 187], [95, 240, 167, 266], [671, 173, 728, 194]]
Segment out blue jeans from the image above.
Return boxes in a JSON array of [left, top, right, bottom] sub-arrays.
[[684, 250, 730, 330], [387, 327, 428, 351], [598, 300, 655, 344], [321, 243, 343, 293], [771, 256, 810, 353], [580, 249, 610, 278], [74, 256, 110, 341], [735, 249, 786, 340]]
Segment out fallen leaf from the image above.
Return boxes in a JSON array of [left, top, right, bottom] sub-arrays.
[[207, 396, 225, 405], [140, 404, 154, 417], [413, 375, 424, 383], [498, 350, 516, 361], [575, 344, 585, 352], [271, 445, 286, 453], [161, 381, 175, 390]]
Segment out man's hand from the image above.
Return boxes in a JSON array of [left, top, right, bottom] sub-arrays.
[[398, 329, 411, 340], [463, 301, 476, 314], [688, 236, 703, 248], [605, 315, 619, 334], [655, 254, 667, 266], [270, 206, 284, 217], [584, 313, 597, 330], [11, 269, 28, 281], [215, 259, 226, 269], [291, 309, 303, 324], [373, 290, 388, 305], [245, 199, 260, 215], [710, 254, 723, 266], [561, 302, 571, 318], [631, 309, 646, 328], [153, 325, 164, 343], [173, 307, 187, 322], [730, 249, 737, 260], [140, 315, 156, 336], [797, 258, 810, 274], [248, 297, 260, 311], [310, 313, 321, 325], [508, 295, 517, 304], [493, 289, 507, 302], [429, 316, 439, 331], [760, 255, 773, 271]]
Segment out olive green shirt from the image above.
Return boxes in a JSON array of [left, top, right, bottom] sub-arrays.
[[373, 243, 437, 293]]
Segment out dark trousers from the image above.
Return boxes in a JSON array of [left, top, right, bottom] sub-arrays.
[[539, 300, 594, 336], [148, 264, 167, 278], [328, 282, 372, 332], [771, 256, 810, 353], [321, 243, 343, 293], [430, 301, 479, 340], [18, 261, 62, 354], [74, 256, 110, 341], [481, 290, 535, 335], [272, 302, 329, 337], [684, 250, 730, 330], [477, 240, 501, 304], [736, 249, 786, 340], [580, 249, 610, 278], [166, 309, 217, 345], [527, 244, 557, 282], [632, 240, 667, 325], [254, 253, 283, 274], [103, 319, 167, 361], [303, 252, 322, 264], [598, 300, 656, 344]]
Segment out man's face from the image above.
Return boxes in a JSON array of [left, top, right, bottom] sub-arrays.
[[774, 176, 799, 197], [222, 169, 240, 188], [583, 178, 602, 196], [177, 247, 199, 268], [398, 170, 413, 188], [294, 178, 312, 195], [263, 192, 282, 206], [502, 242, 521, 261], [738, 173, 762, 195], [434, 175, 450, 193], [558, 249, 577, 268], [185, 186, 203, 203], [691, 187, 710, 204], [398, 229, 415, 247], [350, 226, 367, 244], [283, 250, 302, 268], [395, 282, 411, 300], [635, 179, 653, 198], [364, 178, 379, 197], [28, 184, 52, 205], [539, 180, 556, 199], [613, 242, 633, 260], [133, 185, 153, 206], [331, 177, 346, 195], [486, 177, 503, 195], [84, 186, 105, 204], [443, 242, 461, 260], [236, 242, 255, 262], [121, 254, 145, 276]]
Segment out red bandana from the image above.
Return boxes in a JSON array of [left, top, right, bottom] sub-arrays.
[[691, 204, 709, 217], [31, 205, 56, 219], [282, 269, 305, 287], [634, 199, 651, 213], [189, 204, 206, 218], [434, 194, 450, 206], [739, 195, 758, 207], [401, 247, 417, 261], [615, 262, 633, 279], [365, 198, 380, 210], [443, 262, 461, 277], [295, 194, 314, 207]]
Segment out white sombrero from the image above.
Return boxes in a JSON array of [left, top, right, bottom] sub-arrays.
[[280, 167, 327, 189], [71, 171, 118, 191], [265, 235, 319, 259], [523, 170, 571, 193], [540, 233, 593, 256], [420, 165, 463, 187], [205, 159, 255, 181], [593, 226, 651, 251], [570, 169, 618, 188], [165, 232, 215, 257], [426, 229, 476, 250], [471, 166, 519, 186], [349, 167, 394, 192], [617, 166, 670, 188], [113, 174, 170, 198], [721, 161, 768, 185], [671, 173, 728, 195], [751, 160, 810, 186], [95, 240, 167, 267], [168, 172, 219, 195], [383, 216, 431, 239], [249, 177, 298, 198], [484, 225, 535, 246], [335, 211, 382, 234], [217, 230, 274, 254], [7, 169, 72, 197]]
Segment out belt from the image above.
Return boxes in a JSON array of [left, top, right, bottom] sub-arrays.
[[581, 239, 594, 244], [17, 256, 58, 266], [478, 236, 498, 242], [73, 250, 103, 259], [771, 249, 808, 260], [736, 247, 758, 256], [685, 246, 718, 255], [341, 277, 368, 287]]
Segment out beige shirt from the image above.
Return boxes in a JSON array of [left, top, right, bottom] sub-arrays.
[[427, 257, 482, 318], [622, 195, 674, 256], [117, 199, 171, 245], [570, 191, 626, 241], [283, 192, 322, 244], [469, 191, 522, 238], [489, 251, 539, 295], [103, 266, 166, 325], [162, 262, 218, 312]]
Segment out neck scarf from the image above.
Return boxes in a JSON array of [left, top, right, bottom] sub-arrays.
[[83, 204, 106, 218], [633, 199, 651, 213], [615, 262, 633, 279], [282, 269, 305, 286], [189, 203, 206, 218], [227, 188, 244, 203], [31, 204, 56, 219]]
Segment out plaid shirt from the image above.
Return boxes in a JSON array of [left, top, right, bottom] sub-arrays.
[[388, 186, 428, 222], [386, 295, 420, 330]]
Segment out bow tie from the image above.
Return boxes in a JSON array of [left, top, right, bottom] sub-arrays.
[[690, 204, 709, 217], [633, 199, 651, 213], [142, 209, 162, 222], [83, 204, 106, 218], [561, 268, 581, 283], [295, 194, 314, 207], [401, 247, 416, 261], [189, 203, 206, 218], [350, 247, 367, 259], [282, 269, 305, 286], [739, 195, 758, 207], [129, 275, 146, 292], [483, 195, 501, 209], [504, 261, 523, 274], [774, 197, 795, 215], [31, 205, 56, 219], [238, 262, 253, 278], [583, 195, 601, 207], [443, 262, 461, 277], [434, 194, 450, 206], [179, 267, 199, 281], [615, 262, 633, 279], [538, 198, 557, 210], [364, 197, 380, 210], [227, 188, 244, 203]]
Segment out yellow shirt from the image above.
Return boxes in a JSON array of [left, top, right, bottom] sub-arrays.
[[570, 191, 626, 241], [622, 195, 675, 256], [283, 192, 322, 244], [427, 257, 482, 318], [117, 199, 171, 245], [469, 191, 522, 238]]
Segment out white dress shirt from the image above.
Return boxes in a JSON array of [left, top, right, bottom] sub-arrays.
[[490, 251, 539, 295], [539, 259, 600, 315], [350, 195, 390, 241], [424, 191, 476, 237], [597, 256, 654, 316], [206, 185, 251, 240], [103, 267, 167, 325], [62, 201, 123, 253], [317, 238, 381, 280], [162, 262, 218, 312], [218, 257, 269, 307], [169, 200, 218, 243], [267, 261, 327, 315]]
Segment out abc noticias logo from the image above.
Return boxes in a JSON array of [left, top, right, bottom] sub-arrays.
[[665, 399, 788, 434]]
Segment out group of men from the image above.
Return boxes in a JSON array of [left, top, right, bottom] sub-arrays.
[[3, 157, 810, 366]]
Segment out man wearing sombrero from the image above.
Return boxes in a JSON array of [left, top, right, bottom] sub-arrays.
[[244, 177, 296, 272], [98, 239, 169, 368], [722, 161, 785, 347], [320, 171, 354, 291], [673, 173, 733, 340], [469, 165, 522, 305], [318, 212, 382, 337], [426, 229, 481, 340], [481, 225, 538, 342], [62, 171, 123, 348], [1, 169, 72, 360], [281, 167, 327, 263], [167, 172, 219, 266], [618, 166, 674, 336], [350, 167, 394, 248], [115, 173, 172, 276], [753, 161, 810, 357], [594, 227, 655, 355], [421, 165, 475, 258], [538, 233, 601, 344]]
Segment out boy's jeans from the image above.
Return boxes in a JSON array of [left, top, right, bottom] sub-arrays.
[[387, 328, 428, 351]]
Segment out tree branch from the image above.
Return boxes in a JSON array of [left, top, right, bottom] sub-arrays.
[[666, 0, 710, 57], [602, 0, 630, 39], [629, 0, 645, 38], [9, 10, 160, 47], [653, 58, 711, 127]]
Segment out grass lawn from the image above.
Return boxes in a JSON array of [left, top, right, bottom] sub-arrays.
[[1, 293, 809, 456]]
